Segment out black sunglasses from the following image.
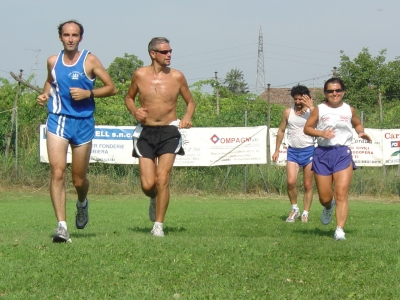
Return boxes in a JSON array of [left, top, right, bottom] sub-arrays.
[[154, 49, 172, 55], [326, 89, 343, 94]]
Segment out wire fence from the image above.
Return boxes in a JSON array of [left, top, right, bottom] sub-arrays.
[[0, 87, 399, 197]]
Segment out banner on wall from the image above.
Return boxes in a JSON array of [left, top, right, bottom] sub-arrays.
[[39, 125, 399, 167], [39, 125, 267, 166], [381, 129, 400, 166]]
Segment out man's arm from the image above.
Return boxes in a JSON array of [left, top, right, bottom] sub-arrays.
[[70, 54, 117, 100], [37, 56, 56, 106], [272, 108, 289, 162], [301, 94, 314, 111], [177, 71, 195, 129], [124, 70, 148, 124]]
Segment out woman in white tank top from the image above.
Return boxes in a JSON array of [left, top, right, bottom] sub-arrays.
[[303, 78, 371, 241]]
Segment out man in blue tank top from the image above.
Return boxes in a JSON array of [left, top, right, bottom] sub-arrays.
[[37, 20, 116, 243]]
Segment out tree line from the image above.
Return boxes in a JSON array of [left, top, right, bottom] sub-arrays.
[[1, 48, 399, 154]]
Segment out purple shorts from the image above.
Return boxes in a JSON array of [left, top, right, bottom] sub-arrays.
[[287, 145, 314, 167], [311, 146, 356, 175]]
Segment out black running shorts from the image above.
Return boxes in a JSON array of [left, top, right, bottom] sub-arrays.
[[132, 125, 184, 159]]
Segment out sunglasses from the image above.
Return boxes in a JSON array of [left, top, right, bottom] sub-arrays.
[[326, 89, 343, 94], [154, 49, 173, 55]]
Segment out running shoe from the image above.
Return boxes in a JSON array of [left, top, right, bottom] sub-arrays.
[[151, 224, 164, 237], [301, 213, 309, 223], [149, 197, 156, 222], [52, 226, 71, 243], [286, 208, 300, 222], [334, 227, 346, 241], [75, 199, 89, 229], [321, 198, 335, 225]]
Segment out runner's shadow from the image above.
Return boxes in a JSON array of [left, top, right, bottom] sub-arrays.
[[280, 214, 303, 222], [129, 226, 187, 235], [71, 232, 97, 238], [48, 232, 97, 239], [293, 227, 351, 237]]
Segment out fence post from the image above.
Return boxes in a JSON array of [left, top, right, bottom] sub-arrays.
[[266, 84, 271, 170], [360, 111, 363, 195], [5, 69, 23, 157]]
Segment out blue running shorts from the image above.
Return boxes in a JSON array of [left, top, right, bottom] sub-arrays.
[[46, 113, 95, 146], [287, 145, 314, 167], [311, 145, 356, 175]]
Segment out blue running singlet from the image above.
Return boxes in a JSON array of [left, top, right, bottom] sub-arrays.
[[47, 49, 96, 117]]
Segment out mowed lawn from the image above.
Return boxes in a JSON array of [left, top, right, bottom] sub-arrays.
[[0, 191, 399, 299]]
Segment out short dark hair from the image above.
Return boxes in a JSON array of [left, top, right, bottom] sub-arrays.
[[57, 20, 84, 37], [148, 37, 170, 53], [324, 77, 345, 92], [290, 85, 310, 98]]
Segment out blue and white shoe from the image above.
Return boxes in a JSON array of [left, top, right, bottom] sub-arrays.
[[149, 198, 156, 222], [52, 226, 71, 243], [75, 199, 89, 229], [321, 198, 335, 225], [286, 208, 300, 223]]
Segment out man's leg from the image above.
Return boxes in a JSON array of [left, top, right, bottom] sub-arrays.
[[285, 161, 300, 222], [47, 132, 69, 223], [71, 142, 92, 202], [71, 142, 92, 229], [138, 157, 158, 222], [302, 163, 313, 212], [138, 157, 158, 198], [154, 153, 176, 223], [286, 161, 299, 205]]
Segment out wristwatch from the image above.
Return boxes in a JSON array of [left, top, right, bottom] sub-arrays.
[[90, 90, 94, 99]]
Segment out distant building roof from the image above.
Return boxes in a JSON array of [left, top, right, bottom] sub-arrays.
[[260, 87, 323, 107]]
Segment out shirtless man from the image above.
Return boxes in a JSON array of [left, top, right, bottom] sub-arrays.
[[125, 37, 195, 237], [37, 20, 116, 242]]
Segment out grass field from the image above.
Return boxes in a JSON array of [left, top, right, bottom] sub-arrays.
[[0, 191, 399, 299]]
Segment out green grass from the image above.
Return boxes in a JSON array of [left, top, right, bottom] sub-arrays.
[[0, 191, 399, 299]]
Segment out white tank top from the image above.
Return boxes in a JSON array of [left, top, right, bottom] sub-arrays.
[[316, 102, 353, 146], [287, 107, 315, 148]]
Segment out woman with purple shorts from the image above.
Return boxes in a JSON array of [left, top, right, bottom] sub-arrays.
[[304, 78, 371, 241]]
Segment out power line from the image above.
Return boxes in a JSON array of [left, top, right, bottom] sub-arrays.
[[273, 73, 332, 88]]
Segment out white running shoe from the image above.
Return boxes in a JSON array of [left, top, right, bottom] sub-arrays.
[[334, 227, 346, 241], [151, 225, 164, 237], [52, 226, 72, 243], [149, 198, 156, 222], [301, 213, 309, 223], [320, 198, 335, 225], [286, 208, 300, 222]]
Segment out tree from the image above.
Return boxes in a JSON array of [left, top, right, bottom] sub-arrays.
[[223, 68, 249, 95], [337, 48, 400, 110], [107, 53, 144, 84]]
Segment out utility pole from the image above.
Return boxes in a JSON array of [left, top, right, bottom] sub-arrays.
[[255, 26, 266, 95], [24, 48, 41, 86], [378, 88, 383, 123], [214, 71, 220, 115], [266, 83, 271, 168], [5, 69, 23, 156], [332, 66, 337, 77]]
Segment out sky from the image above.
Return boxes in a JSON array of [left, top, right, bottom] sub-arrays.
[[0, 0, 398, 94]]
